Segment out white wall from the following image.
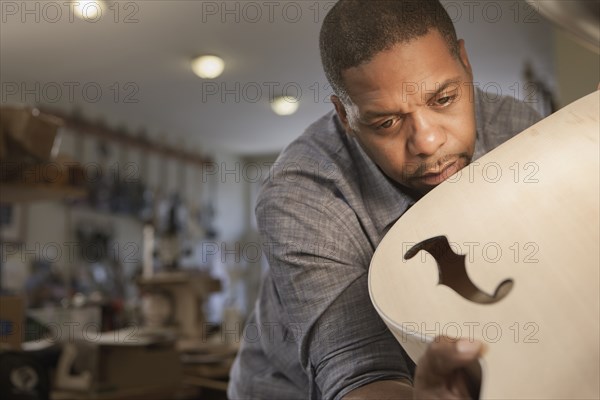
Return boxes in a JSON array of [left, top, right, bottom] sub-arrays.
[[445, 0, 557, 114], [211, 152, 247, 243]]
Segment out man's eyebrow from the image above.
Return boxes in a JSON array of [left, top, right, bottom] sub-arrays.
[[423, 78, 462, 99], [361, 109, 400, 121], [360, 78, 463, 122]]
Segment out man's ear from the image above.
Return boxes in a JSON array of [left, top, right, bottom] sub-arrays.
[[457, 39, 473, 78], [331, 95, 354, 136]]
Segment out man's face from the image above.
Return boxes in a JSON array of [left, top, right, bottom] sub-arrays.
[[332, 29, 477, 195]]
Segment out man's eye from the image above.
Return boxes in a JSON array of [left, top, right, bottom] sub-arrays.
[[378, 119, 394, 129], [434, 94, 457, 107]]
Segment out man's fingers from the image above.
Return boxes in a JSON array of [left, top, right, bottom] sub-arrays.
[[413, 337, 484, 399], [416, 336, 484, 388], [427, 337, 483, 374], [455, 339, 483, 358]]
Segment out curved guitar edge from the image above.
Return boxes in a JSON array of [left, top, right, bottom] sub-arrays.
[[367, 275, 430, 363], [367, 91, 599, 399], [382, 315, 484, 400], [381, 318, 432, 364]]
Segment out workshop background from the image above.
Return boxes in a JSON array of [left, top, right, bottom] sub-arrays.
[[0, 0, 598, 399]]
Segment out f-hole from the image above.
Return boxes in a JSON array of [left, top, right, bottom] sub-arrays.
[[404, 236, 513, 304]]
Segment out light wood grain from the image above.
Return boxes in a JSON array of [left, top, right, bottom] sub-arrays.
[[369, 91, 600, 399]]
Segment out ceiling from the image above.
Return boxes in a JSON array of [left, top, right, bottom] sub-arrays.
[[0, 0, 334, 156], [0, 0, 562, 157]]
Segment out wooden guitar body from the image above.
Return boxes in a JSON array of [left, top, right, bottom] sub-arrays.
[[369, 91, 599, 399]]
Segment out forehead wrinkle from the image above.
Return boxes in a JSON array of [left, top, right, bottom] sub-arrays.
[[341, 31, 468, 120]]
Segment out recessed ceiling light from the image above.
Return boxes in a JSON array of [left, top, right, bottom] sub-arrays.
[[271, 96, 299, 116], [74, 0, 104, 20], [191, 55, 225, 79]]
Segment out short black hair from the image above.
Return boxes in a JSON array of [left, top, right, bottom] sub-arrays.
[[319, 0, 460, 103]]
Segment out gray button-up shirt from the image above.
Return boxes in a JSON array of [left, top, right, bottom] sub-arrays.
[[228, 88, 541, 400]]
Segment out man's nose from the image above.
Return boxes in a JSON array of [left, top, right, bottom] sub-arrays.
[[406, 111, 446, 157]]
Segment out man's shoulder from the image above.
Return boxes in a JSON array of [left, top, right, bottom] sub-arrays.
[[258, 110, 351, 202], [475, 88, 543, 151], [476, 88, 542, 131], [278, 109, 346, 167], [254, 110, 373, 259]]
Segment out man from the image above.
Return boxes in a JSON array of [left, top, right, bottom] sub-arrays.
[[228, 0, 541, 398]]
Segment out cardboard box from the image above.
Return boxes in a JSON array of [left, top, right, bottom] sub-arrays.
[[54, 328, 183, 394], [93, 343, 182, 392], [0, 296, 24, 350], [0, 106, 63, 161]]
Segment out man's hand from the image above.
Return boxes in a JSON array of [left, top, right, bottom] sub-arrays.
[[414, 336, 484, 399], [342, 336, 484, 399]]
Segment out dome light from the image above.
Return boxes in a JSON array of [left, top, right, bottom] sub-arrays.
[[74, 1, 104, 20], [271, 96, 299, 116], [191, 55, 225, 79]]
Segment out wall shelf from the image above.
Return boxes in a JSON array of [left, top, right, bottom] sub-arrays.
[[0, 183, 87, 203], [40, 108, 212, 167]]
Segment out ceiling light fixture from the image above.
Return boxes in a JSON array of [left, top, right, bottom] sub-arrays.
[[74, 0, 104, 20], [191, 55, 225, 79], [271, 96, 299, 116]]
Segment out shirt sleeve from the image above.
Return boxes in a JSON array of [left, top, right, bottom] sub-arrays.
[[256, 186, 415, 400]]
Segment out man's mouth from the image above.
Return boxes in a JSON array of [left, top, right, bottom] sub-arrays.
[[414, 159, 461, 186]]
